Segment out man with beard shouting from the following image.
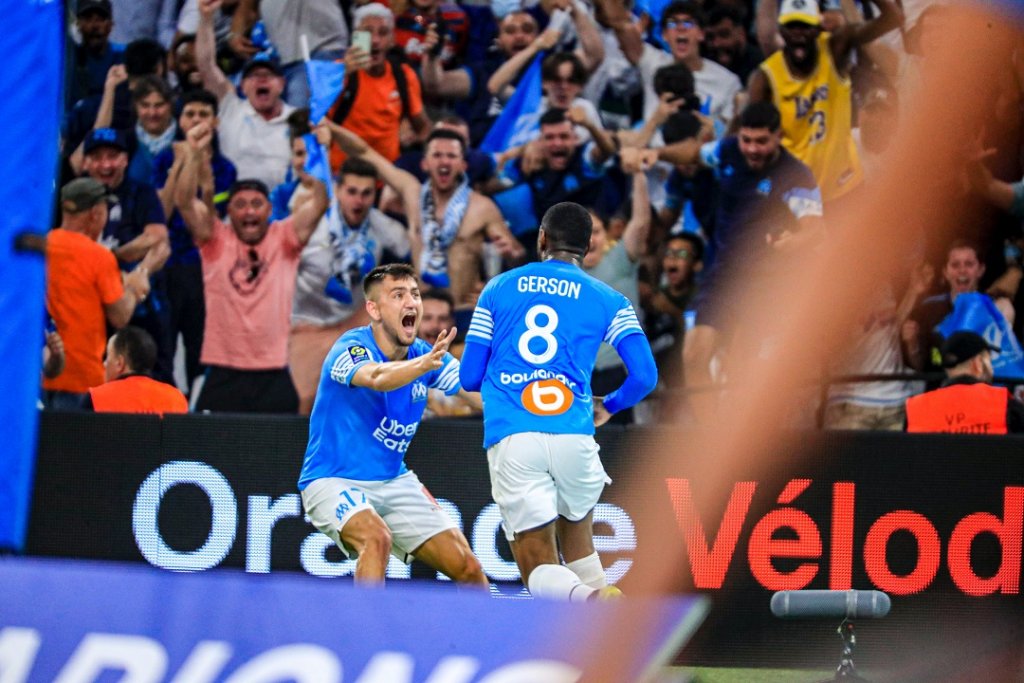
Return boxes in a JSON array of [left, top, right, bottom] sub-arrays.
[[298, 263, 489, 586], [749, 0, 901, 205], [324, 121, 525, 309]]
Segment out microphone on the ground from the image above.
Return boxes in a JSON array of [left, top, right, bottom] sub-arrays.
[[770, 590, 891, 619]]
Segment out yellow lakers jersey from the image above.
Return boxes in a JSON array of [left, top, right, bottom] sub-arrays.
[[760, 33, 863, 201]]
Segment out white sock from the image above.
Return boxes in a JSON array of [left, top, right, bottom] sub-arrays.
[[565, 552, 607, 589], [527, 563, 596, 602]]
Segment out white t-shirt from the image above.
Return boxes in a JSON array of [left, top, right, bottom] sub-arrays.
[[639, 45, 742, 126], [217, 90, 296, 190]]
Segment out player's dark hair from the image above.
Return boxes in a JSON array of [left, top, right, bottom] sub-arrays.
[[362, 263, 418, 298], [661, 1, 704, 28], [539, 108, 568, 127], [426, 128, 467, 158], [541, 52, 587, 85], [339, 157, 378, 182], [946, 238, 984, 264], [110, 325, 158, 375], [662, 110, 703, 145], [132, 75, 173, 105], [739, 101, 782, 132], [124, 39, 166, 77], [541, 202, 592, 256], [178, 88, 219, 116], [422, 288, 455, 312]]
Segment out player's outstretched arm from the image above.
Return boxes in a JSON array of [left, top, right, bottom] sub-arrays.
[[602, 334, 658, 416], [458, 341, 491, 392], [351, 329, 456, 392]]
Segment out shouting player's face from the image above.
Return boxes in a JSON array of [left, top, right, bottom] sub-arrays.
[[369, 275, 423, 347]]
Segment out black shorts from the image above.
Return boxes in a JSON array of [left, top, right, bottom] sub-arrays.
[[195, 365, 299, 414]]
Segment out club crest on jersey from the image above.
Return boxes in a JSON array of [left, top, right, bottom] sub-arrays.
[[348, 345, 370, 364], [521, 379, 574, 416], [411, 381, 428, 401]]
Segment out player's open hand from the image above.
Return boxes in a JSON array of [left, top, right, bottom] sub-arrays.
[[593, 396, 612, 427], [420, 328, 456, 371]]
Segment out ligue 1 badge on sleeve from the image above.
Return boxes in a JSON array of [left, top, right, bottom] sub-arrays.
[[348, 345, 369, 364]]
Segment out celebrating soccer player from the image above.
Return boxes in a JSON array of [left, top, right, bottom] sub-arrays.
[[459, 202, 658, 600], [298, 264, 488, 587]]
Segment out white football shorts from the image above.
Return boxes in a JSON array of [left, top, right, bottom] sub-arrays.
[[487, 432, 611, 541], [301, 471, 456, 563]]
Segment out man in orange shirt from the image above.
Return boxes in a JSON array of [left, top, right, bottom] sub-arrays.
[[328, 3, 431, 173], [44, 178, 153, 409], [88, 326, 188, 415]]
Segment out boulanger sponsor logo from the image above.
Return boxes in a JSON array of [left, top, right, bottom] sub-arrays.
[[521, 379, 574, 416], [499, 368, 577, 390]]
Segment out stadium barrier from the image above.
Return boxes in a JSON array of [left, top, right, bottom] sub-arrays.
[[28, 413, 1024, 669]]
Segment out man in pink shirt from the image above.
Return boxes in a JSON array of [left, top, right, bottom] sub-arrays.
[[175, 123, 329, 412]]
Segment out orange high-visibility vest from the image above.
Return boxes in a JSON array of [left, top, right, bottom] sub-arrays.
[[89, 375, 188, 416], [906, 383, 1008, 434]]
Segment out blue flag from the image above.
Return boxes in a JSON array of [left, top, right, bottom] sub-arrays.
[[936, 292, 1024, 379], [305, 59, 346, 123], [480, 53, 545, 154]]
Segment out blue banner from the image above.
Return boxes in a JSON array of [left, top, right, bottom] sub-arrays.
[[305, 59, 346, 124], [936, 292, 1024, 379], [0, 558, 707, 682], [0, 0, 63, 551], [480, 54, 545, 154]]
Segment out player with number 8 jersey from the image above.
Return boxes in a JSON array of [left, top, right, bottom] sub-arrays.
[[460, 202, 658, 601]]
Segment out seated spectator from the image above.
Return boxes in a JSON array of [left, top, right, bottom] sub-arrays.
[[394, 0, 469, 68], [88, 326, 189, 415], [705, 5, 764, 83], [904, 240, 1017, 374], [65, 39, 166, 160], [642, 232, 703, 390], [67, 0, 125, 110], [584, 149, 652, 424], [327, 121, 524, 309], [196, 0, 295, 190], [168, 33, 203, 95], [394, 115, 499, 192], [43, 178, 151, 409], [174, 123, 329, 413], [80, 128, 174, 383], [327, 3, 431, 171], [282, 134, 412, 414], [126, 76, 177, 185], [153, 89, 237, 393], [906, 331, 1024, 434]]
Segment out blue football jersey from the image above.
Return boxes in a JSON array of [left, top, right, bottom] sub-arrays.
[[297, 326, 461, 488], [466, 260, 644, 447]]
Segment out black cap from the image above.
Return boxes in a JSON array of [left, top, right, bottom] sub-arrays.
[[84, 128, 129, 154], [941, 331, 1000, 368], [228, 179, 271, 200], [77, 0, 112, 17], [61, 178, 115, 213], [241, 54, 284, 78]]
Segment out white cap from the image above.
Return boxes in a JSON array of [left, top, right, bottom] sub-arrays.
[[778, 0, 822, 26]]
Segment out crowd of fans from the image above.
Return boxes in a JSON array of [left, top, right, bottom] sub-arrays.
[[44, 0, 1024, 431]]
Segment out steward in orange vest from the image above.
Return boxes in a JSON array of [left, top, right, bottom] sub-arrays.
[[87, 326, 187, 416], [906, 331, 1024, 434]]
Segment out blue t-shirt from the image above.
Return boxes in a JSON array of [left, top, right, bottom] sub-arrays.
[[297, 326, 462, 487], [465, 260, 644, 448], [700, 136, 822, 267]]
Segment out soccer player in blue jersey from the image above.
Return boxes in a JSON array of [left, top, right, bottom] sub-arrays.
[[298, 263, 488, 587], [460, 202, 659, 601]]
